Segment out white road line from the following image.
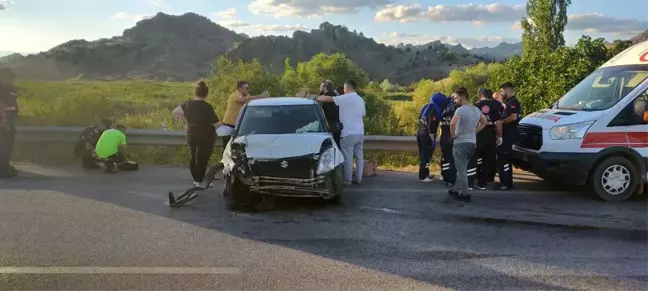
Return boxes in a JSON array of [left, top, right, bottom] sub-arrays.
[[0, 267, 241, 275]]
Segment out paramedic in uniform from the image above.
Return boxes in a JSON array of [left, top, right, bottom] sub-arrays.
[[439, 94, 457, 186], [472, 88, 503, 189], [497, 82, 521, 190]]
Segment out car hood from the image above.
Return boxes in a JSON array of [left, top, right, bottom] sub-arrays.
[[521, 109, 604, 130], [233, 133, 332, 159]]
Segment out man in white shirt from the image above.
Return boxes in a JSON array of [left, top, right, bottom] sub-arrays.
[[317, 80, 366, 185]]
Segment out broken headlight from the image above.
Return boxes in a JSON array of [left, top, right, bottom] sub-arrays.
[[316, 147, 336, 175]]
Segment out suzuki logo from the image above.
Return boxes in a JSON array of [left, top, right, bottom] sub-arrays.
[[280, 160, 288, 168]]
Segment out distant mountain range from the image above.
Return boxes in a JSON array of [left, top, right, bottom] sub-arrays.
[[0, 13, 491, 83], [0, 13, 644, 83]]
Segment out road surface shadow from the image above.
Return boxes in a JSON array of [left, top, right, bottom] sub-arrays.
[[3, 165, 646, 290]]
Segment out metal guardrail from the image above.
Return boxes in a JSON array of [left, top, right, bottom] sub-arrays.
[[15, 126, 420, 152]]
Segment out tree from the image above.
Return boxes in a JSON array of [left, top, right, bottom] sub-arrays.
[[521, 0, 571, 56], [405, 47, 412, 53], [280, 58, 300, 95], [607, 40, 633, 59], [207, 56, 282, 113], [380, 79, 394, 92], [293, 53, 368, 92]]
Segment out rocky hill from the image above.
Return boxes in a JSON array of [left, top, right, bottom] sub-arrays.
[[227, 22, 486, 83], [470, 42, 523, 61], [631, 29, 648, 44], [1, 13, 245, 81]]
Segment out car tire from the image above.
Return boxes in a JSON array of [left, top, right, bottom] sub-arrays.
[[590, 156, 640, 202], [223, 174, 258, 209], [324, 165, 344, 205]]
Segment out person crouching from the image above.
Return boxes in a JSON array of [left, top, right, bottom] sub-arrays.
[[94, 124, 129, 174], [74, 118, 113, 169], [416, 93, 445, 182]]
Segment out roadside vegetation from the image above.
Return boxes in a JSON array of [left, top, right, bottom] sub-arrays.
[[11, 0, 636, 170]]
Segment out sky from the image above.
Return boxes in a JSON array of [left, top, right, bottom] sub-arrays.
[[0, 0, 647, 53]]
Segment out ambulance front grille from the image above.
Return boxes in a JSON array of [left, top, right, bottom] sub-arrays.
[[516, 124, 543, 150]]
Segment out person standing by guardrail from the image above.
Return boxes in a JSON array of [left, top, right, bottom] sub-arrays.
[[220, 81, 269, 149], [449, 88, 488, 202], [0, 67, 18, 179], [173, 81, 221, 189], [317, 80, 366, 185], [319, 80, 342, 148], [417, 93, 445, 182]]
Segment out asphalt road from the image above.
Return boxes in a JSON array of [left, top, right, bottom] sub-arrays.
[[0, 165, 646, 291]]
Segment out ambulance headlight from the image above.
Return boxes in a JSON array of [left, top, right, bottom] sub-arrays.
[[550, 121, 594, 140]]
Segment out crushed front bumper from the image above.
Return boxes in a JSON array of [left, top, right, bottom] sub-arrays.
[[249, 175, 328, 197]]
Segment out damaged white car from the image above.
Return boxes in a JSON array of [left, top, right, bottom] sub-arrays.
[[221, 97, 345, 207]]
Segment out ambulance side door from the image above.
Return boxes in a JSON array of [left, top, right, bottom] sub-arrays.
[[608, 88, 648, 175]]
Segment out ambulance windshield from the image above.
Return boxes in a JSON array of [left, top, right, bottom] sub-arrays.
[[555, 65, 648, 111]]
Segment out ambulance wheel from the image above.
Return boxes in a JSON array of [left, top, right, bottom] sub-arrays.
[[590, 156, 639, 202]]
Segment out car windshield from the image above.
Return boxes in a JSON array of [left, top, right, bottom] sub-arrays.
[[556, 65, 648, 111], [237, 104, 324, 135]]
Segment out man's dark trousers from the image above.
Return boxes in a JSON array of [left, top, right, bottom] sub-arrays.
[[0, 127, 15, 174], [440, 138, 456, 184], [497, 130, 515, 188], [416, 133, 434, 180], [476, 128, 497, 185]]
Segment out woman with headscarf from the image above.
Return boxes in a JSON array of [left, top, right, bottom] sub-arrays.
[[439, 93, 457, 186], [417, 93, 446, 182], [319, 80, 342, 147]]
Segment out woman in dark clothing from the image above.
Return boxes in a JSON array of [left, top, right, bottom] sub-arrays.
[[173, 81, 220, 188], [319, 80, 342, 147]]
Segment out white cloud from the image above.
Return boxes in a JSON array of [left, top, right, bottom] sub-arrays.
[[509, 14, 647, 36], [379, 32, 519, 48], [112, 12, 152, 21], [249, 0, 392, 18], [149, 0, 170, 8], [250, 24, 308, 32], [375, 3, 525, 24], [218, 20, 308, 32], [214, 8, 237, 19], [217, 20, 250, 28], [566, 14, 648, 35], [0, 0, 13, 11]]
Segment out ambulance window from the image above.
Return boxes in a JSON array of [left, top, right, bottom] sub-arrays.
[[609, 90, 648, 126], [557, 65, 648, 111]]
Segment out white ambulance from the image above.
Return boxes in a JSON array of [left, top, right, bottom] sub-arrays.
[[512, 40, 648, 202]]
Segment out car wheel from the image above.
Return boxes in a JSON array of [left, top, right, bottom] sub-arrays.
[[590, 156, 639, 202], [324, 165, 344, 205], [223, 174, 258, 208]]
